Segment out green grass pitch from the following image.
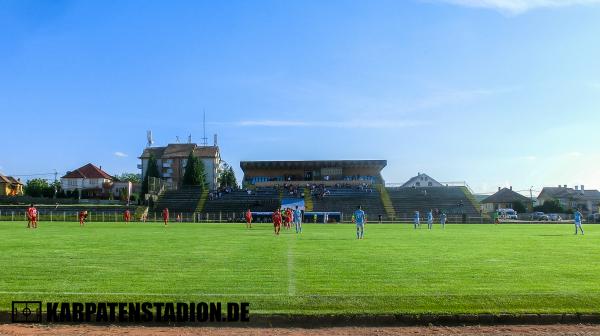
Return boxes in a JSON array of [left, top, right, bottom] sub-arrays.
[[1, 221, 599, 315]]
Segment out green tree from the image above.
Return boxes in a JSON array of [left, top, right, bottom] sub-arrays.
[[48, 180, 61, 198], [141, 154, 161, 195], [25, 178, 50, 197], [182, 152, 207, 188], [116, 173, 142, 183], [218, 163, 238, 189], [512, 200, 527, 213], [534, 199, 565, 213]]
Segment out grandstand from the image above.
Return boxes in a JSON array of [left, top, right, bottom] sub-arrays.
[[202, 188, 279, 215], [310, 187, 386, 220], [153, 187, 203, 214], [148, 160, 482, 222], [387, 186, 480, 220]]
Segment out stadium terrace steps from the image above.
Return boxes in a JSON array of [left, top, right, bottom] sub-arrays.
[[202, 189, 280, 215], [195, 189, 209, 213], [376, 184, 396, 219], [460, 186, 485, 217], [153, 187, 203, 213], [303, 187, 313, 211], [152, 186, 480, 221], [386, 186, 480, 220], [310, 188, 387, 219]]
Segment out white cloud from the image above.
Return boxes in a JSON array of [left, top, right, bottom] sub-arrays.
[[237, 120, 311, 127], [588, 81, 600, 90], [236, 119, 423, 129], [114, 151, 128, 158], [434, 0, 600, 14]]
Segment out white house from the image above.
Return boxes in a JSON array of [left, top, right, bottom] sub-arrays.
[[61, 163, 115, 198], [400, 173, 443, 188], [537, 185, 600, 213]]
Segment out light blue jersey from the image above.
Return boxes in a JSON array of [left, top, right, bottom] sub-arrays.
[[574, 211, 584, 235], [293, 209, 303, 233], [427, 211, 433, 229], [293, 209, 302, 222], [354, 209, 365, 239], [354, 209, 365, 225], [413, 211, 420, 229]]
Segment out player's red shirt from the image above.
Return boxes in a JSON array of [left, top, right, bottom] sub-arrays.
[[285, 209, 292, 223], [162, 209, 169, 219], [272, 211, 282, 225], [245, 211, 252, 222], [124, 210, 131, 220], [27, 207, 37, 219], [79, 211, 86, 220]]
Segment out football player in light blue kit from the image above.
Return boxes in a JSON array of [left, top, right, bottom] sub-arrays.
[[440, 212, 447, 228], [293, 205, 303, 233], [354, 205, 366, 239], [574, 209, 584, 235], [413, 211, 420, 229], [427, 210, 434, 230]]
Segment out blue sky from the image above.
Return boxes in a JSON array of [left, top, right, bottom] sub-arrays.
[[1, 0, 599, 194]]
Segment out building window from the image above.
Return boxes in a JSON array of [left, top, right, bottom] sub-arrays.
[[428, 182, 433, 186], [416, 182, 421, 187]]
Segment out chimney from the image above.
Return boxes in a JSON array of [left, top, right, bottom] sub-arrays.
[[581, 185, 585, 194], [510, 186, 512, 190], [564, 185, 567, 188], [214, 134, 218, 146], [575, 186, 579, 190], [498, 187, 501, 191], [558, 185, 561, 188]]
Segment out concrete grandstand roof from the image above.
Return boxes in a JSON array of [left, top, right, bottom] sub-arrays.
[[240, 160, 387, 170]]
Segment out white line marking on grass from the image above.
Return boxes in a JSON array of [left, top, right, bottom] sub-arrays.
[[0, 291, 282, 297], [0, 291, 594, 297], [287, 243, 295, 296]]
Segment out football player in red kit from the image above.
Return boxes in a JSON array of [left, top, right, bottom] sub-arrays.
[[79, 210, 88, 227], [124, 209, 131, 223], [272, 208, 282, 235], [245, 209, 253, 228], [285, 208, 293, 229], [162, 208, 169, 226], [27, 204, 38, 229]]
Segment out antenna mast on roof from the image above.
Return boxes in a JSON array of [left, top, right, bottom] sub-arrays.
[[146, 130, 154, 147], [201, 110, 208, 146]]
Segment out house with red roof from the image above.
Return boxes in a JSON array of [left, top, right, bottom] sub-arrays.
[[0, 173, 24, 196], [61, 163, 115, 198]]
